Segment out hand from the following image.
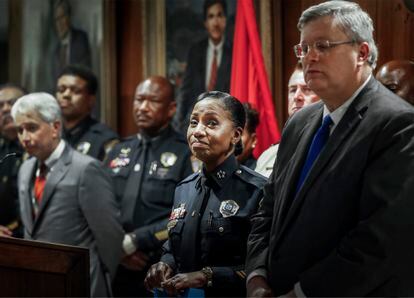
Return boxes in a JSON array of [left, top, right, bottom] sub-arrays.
[[247, 275, 274, 297], [144, 262, 174, 292], [0, 225, 12, 237], [121, 250, 149, 271], [162, 271, 207, 291]]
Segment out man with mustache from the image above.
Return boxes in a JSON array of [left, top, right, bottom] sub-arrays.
[[0, 83, 25, 237], [106, 76, 193, 297], [56, 64, 118, 161], [174, 0, 232, 132]]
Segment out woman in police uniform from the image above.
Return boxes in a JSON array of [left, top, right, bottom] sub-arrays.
[[145, 91, 266, 297]]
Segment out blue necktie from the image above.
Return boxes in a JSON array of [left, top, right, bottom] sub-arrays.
[[296, 115, 333, 193]]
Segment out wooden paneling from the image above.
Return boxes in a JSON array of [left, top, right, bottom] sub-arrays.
[[116, 0, 143, 137]]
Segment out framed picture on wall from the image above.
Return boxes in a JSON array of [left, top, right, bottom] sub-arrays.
[[20, 0, 116, 127]]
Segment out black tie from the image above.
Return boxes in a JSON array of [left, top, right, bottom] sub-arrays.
[[179, 176, 211, 272], [122, 139, 150, 227]]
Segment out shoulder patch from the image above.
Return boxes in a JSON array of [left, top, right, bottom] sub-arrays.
[[177, 172, 199, 186], [234, 165, 267, 188]]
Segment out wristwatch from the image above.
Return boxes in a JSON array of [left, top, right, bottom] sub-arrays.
[[201, 266, 213, 287]]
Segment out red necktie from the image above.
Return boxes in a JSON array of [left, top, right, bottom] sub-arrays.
[[34, 164, 47, 204], [207, 49, 218, 91]]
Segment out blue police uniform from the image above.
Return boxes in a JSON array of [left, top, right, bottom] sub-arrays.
[[63, 116, 119, 161], [106, 125, 193, 297], [161, 154, 266, 297]]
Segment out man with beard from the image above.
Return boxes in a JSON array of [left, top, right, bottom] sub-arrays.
[[106, 76, 193, 297], [0, 83, 25, 237]]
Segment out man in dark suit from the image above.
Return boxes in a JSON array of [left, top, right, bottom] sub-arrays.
[[52, 0, 91, 80], [246, 1, 414, 297], [174, 0, 232, 132], [12, 92, 123, 297]]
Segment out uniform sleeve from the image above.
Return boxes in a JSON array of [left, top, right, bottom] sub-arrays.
[[160, 240, 177, 271], [78, 160, 124, 279], [132, 218, 169, 251], [299, 111, 414, 296]]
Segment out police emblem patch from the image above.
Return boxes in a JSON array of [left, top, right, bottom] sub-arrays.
[[160, 152, 177, 167], [76, 142, 91, 155], [219, 200, 239, 218]]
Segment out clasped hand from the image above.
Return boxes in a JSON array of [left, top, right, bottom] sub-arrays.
[[145, 262, 207, 296]]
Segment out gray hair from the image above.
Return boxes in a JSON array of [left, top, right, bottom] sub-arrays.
[[297, 0, 378, 68], [11, 92, 62, 124]]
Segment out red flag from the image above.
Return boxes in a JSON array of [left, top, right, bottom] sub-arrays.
[[230, 0, 281, 157]]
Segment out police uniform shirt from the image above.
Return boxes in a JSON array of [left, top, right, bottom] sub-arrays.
[[106, 125, 193, 253], [63, 115, 119, 161], [0, 138, 24, 236], [161, 155, 266, 297]]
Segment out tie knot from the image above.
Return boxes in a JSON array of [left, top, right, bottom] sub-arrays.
[[38, 163, 48, 177], [322, 115, 333, 128]]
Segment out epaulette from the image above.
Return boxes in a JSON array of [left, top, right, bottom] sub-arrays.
[[89, 122, 118, 139], [234, 165, 267, 189], [177, 172, 199, 186]]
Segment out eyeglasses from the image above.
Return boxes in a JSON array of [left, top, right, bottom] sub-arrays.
[[293, 40, 355, 58]]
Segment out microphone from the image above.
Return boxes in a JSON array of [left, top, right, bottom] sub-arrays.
[[0, 152, 22, 164]]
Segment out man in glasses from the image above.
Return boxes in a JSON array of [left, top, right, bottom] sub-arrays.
[[246, 1, 414, 297], [0, 83, 25, 238]]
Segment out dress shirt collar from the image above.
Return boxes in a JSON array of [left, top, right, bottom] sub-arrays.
[[208, 37, 224, 52], [323, 74, 372, 133], [44, 139, 66, 170]]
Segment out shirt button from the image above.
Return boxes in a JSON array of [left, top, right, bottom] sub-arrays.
[[218, 227, 224, 233]]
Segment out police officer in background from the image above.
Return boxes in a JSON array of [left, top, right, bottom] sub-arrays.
[[145, 91, 266, 297], [0, 83, 26, 237], [106, 76, 193, 297], [56, 64, 118, 161]]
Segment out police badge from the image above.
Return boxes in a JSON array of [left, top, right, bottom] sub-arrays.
[[160, 152, 177, 167], [76, 142, 91, 155], [219, 200, 240, 218]]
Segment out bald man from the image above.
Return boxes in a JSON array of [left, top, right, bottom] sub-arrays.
[[0, 84, 26, 237], [106, 76, 193, 297], [376, 59, 414, 105], [255, 65, 320, 177]]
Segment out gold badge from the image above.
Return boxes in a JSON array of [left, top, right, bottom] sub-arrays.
[[160, 152, 177, 167], [219, 200, 240, 218], [76, 142, 91, 155]]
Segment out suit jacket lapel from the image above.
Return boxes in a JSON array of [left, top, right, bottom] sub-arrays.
[[277, 79, 374, 245], [33, 146, 72, 231], [272, 106, 323, 238], [21, 158, 36, 234]]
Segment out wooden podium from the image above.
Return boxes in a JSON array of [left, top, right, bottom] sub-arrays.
[[0, 237, 89, 297]]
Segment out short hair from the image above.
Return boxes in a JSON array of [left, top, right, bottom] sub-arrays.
[[298, 0, 378, 68], [196, 91, 245, 155], [54, 0, 71, 17], [0, 83, 27, 95], [11, 92, 62, 124], [203, 0, 227, 20], [243, 103, 259, 134], [58, 64, 98, 95]]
